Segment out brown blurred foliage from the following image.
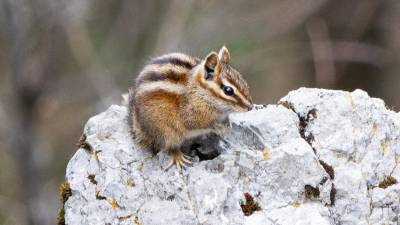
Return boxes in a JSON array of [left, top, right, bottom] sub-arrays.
[[0, 0, 399, 224]]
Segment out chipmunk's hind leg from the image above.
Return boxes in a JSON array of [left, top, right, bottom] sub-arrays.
[[165, 148, 192, 171]]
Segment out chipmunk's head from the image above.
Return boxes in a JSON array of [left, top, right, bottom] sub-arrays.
[[194, 46, 253, 114]]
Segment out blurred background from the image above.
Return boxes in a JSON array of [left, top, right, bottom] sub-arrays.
[[0, 0, 399, 224]]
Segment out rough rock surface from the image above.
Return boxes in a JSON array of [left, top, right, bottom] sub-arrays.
[[64, 88, 400, 225]]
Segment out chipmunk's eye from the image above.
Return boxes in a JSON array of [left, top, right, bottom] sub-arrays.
[[223, 86, 234, 96]]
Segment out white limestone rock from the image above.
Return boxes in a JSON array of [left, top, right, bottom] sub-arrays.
[[281, 88, 400, 225], [64, 88, 400, 225]]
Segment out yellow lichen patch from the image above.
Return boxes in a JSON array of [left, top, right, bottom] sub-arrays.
[[348, 94, 356, 111], [133, 216, 142, 225], [92, 150, 102, 164], [57, 208, 65, 225], [108, 198, 120, 209], [60, 181, 72, 204], [292, 202, 301, 208], [127, 179, 135, 187], [380, 143, 388, 155], [262, 148, 269, 160], [57, 181, 72, 225]]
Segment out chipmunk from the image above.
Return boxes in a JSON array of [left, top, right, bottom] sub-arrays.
[[129, 46, 253, 170]]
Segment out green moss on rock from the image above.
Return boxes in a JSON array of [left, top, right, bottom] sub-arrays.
[[57, 181, 72, 225]]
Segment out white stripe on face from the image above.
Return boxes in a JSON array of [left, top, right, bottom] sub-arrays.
[[221, 78, 251, 106], [196, 67, 236, 103]]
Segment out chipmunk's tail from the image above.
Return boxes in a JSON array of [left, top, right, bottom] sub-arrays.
[[127, 88, 156, 153]]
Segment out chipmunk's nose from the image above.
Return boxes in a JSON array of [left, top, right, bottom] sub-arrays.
[[248, 104, 253, 111]]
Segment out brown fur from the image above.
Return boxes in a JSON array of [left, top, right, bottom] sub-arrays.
[[137, 65, 190, 85], [129, 47, 252, 162], [134, 89, 186, 150], [138, 70, 188, 84]]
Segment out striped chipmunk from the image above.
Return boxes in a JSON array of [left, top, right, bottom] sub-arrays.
[[129, 46, 253, 170]]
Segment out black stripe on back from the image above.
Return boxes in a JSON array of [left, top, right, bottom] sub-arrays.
[[136, 69, 188, 85], [138, 71, 165, 83], [150, 56, 196, 70]]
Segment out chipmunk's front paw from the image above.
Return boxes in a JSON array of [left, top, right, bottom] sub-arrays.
[[165, 150, 192, 171]]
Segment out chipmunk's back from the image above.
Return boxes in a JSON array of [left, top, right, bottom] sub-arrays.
[[130, 53, 201, 151], [136, 53, 200, 87]]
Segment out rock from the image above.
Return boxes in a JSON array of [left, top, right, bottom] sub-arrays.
[[64, 88, 400, 225]]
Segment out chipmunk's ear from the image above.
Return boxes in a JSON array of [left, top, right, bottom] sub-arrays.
[[218, 45, 230, 64], [204, 51, 218, 80]]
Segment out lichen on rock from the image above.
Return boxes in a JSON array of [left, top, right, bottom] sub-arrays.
[[63, 88, 400, 225], [57, 181, 72, 225]]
